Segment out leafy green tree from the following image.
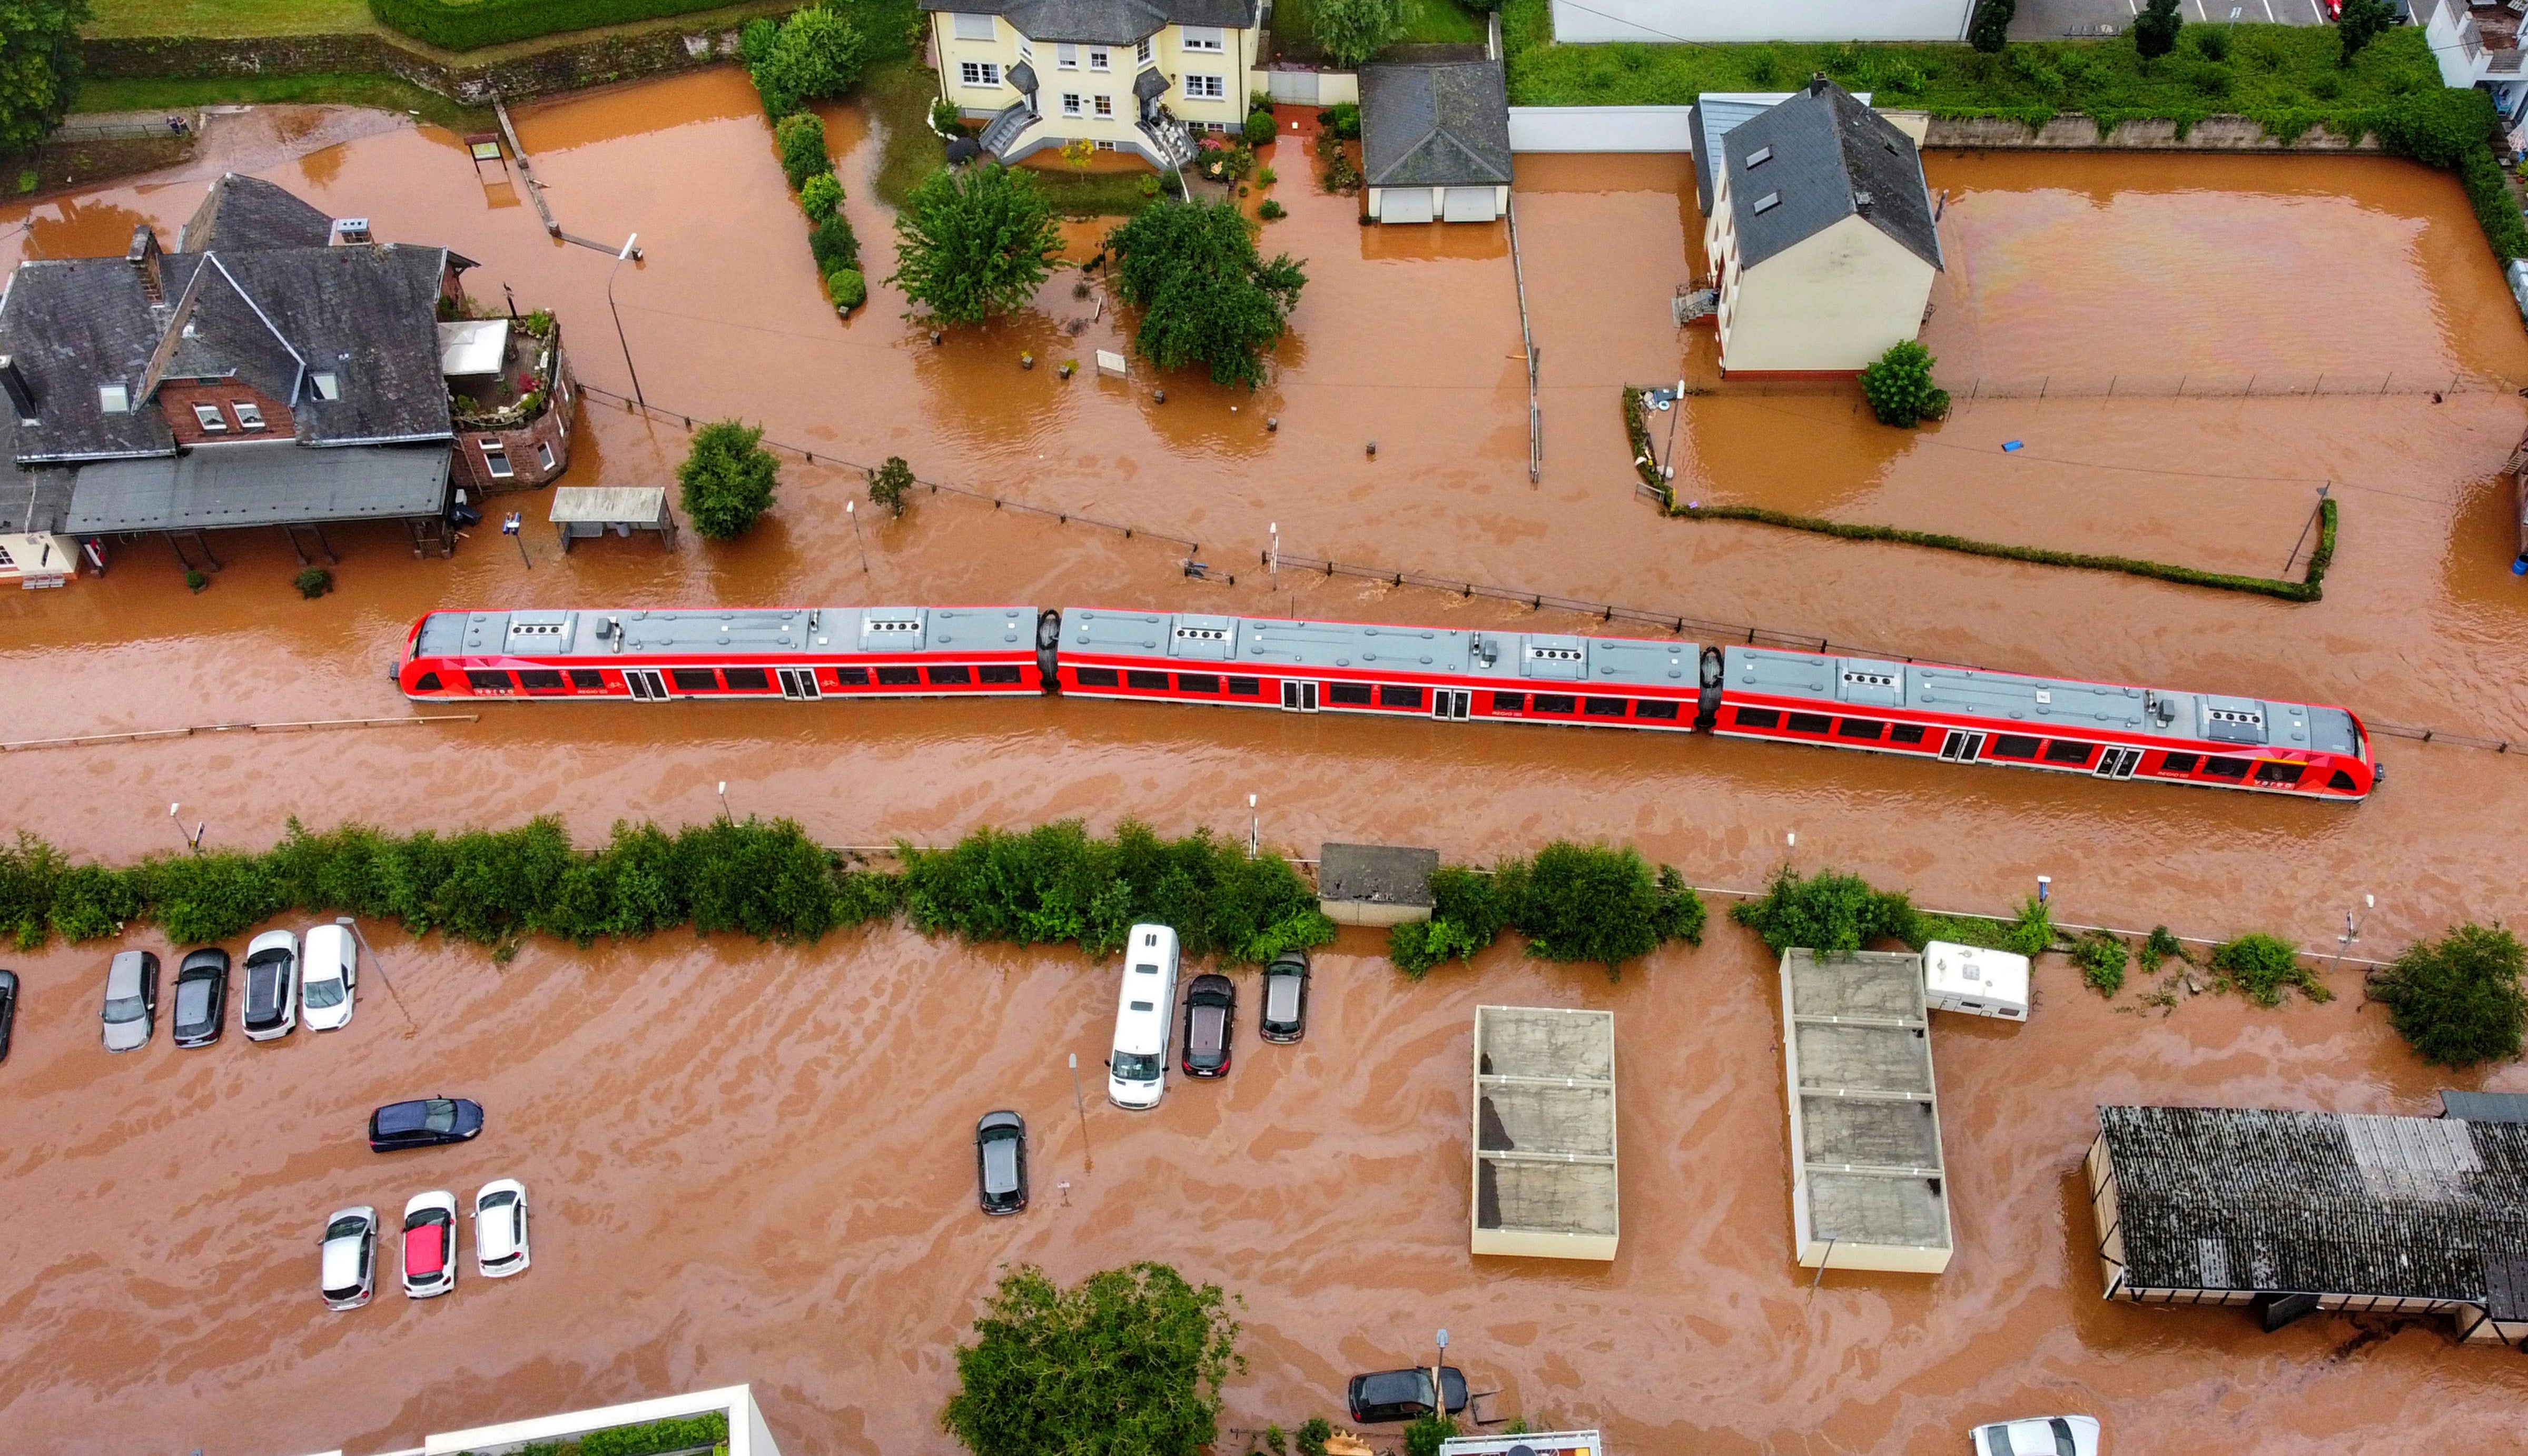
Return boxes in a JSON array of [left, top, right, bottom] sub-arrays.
[[1310, 0, 1404, 67], [940, 1262, 1243, 1456], [2372, 923, 2527, 1068], [1859, 339, 1950, 427], [2132, 0, 2182, 65], [870, 454, 913, 516], [2336, 0, 2393, 64], [890, 163, 1063, 325], [1514, 842, 1704, 977], [1105, 200, 1306, 389], [776, 110, 830, 190], [1967, 0, 2014, 53], [1731, 866, 1916, 955], [826, 268, 867, 310], [751, 4, 866, 117], [677, 420, 781, 539], [1, 0, 91, 154], [1404, 1415, 1461, 1456]]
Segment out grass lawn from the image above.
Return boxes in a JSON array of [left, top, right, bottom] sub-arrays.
[[1273, 0, 1488, 63], [82, 0, 379, 38], [864, 60, 947, 209], [1028, 166, 1157, 217], [77, 74, 495, 132]]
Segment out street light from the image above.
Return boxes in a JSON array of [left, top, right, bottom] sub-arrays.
[[606, 232, 646, 408], [168, 801, 204, 854], [1248, 794, 1259, 861], [2333, 893, 2375, 974], [1434, 1328, 1448, 1414], [716, 780, 730, 821]]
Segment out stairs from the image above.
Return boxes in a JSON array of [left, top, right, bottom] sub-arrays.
[[1139, 107, 1197, 169], [1673, 286, 1719, 327], [979, 100, 1035, 157]]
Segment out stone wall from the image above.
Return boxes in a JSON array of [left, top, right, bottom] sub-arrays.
[[1923, 113, 2382, 153], [82, 24, 748, 104]]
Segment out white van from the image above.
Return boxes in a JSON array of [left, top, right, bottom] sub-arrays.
[[1107, 924, 1181, 1110]]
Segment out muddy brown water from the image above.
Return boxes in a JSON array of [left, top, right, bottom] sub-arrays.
[[6, 73, 2528, 1454]]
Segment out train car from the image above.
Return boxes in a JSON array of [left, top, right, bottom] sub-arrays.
[[398, 605, 1051, 702], [1710, 645, 2374, 800], [1053, 607, 1707, 729]]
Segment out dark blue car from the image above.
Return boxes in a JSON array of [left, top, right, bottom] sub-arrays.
[[368, 1097, 485, 1152]]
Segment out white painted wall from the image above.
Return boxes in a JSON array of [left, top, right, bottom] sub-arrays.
[[1549, 0, 1969, 43], [416, 1384, 782, 1456], [1716, 213, 1937, 374], [1505, 105, 1694, 152]]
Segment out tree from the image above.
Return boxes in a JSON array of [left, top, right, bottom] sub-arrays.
[[890, 164, 1064, 325], [1967, 0, 2014, 53], [1, 0, 92, 155], [1513, 842, 1704, 977], [1730, 866, 1917, 955], [2132, 0, 2182, 65], [2371, 923, 2528, 1068], [1060, 136, 1095, 171], [1859, 339, 1950, 427], [940, 1262, 1243, 1456], [1104, 201, 1306, 389], [750, 4, 866, 116], [870, 455, 913, 516], [2337, 0, 2394, 65], [677, 421, 780, 539], [1310, 0, 1404, 68]]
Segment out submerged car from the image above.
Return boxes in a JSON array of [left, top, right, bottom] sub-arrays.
[[369, 1097, 485, 1152], [241, 929, 300, 1042], [0, 968, 17, 1064], [1259, 948, 1310, 1044], [299, 924, 357, 1032], [402, 1190, 458, 1299], [1969, 1416, 2101, 1456], [101, 949, 161, 1053], [172, 948, 230, 1048], [1347, 1365, 1468, 1424], [474, 1179, 531, 1278], [1181, 973, 1236, 1078], [319, 1205, 378, 1310], [975, 1110, 1028, 1215]]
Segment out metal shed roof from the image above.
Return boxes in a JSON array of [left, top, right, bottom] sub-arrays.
[[63, 441, 449, 532]]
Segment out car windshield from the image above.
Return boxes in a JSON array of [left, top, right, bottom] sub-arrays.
[[1112, 1052, 1162, 1081], [423, 1100, 458, 1132], [103, 995, 145, 1023], [325, 1216, 368, 1241], [303, 976, 345, 1009]]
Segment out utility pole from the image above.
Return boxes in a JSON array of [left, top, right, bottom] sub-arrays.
[[607, 232, 646, 408], [337, 916, 416, 1033]]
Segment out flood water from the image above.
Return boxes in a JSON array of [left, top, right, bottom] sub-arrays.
[[6, 71, 2528, 1454]]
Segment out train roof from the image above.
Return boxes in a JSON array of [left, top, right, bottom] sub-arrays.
[[1722, 646, 2361, 755], [415, 606, 1038, 659], [1063, 608, 1700, 690]]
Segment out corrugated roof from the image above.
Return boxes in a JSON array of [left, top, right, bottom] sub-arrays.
[[1722, 78, 1940, 272], [64, 441, 449, 532], [1360, 61, 1512, 189], [919, 0, 1256, 46]]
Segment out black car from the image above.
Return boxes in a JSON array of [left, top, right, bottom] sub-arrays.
[[172, 948, 230, 1048], [1259, 948, 1309, 1043], [367, 1097, 485, 1152], [975, 1110, 1028, 1215], [0, 969, 16, 1064], [1347, 1365, 1468, 1424], [1181, 973, 1235, 1077]]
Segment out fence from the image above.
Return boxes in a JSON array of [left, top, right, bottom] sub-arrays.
[[1683, 371, 2517, 401], [2, 715, 477, 753], [1505, 199, 1543, 484]]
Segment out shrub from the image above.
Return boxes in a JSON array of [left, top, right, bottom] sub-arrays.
[[1859, 340, 1950, 427], [1104, 200, 1307, 389], [2337, 0, 2393, 64], [740, 16, 781, 65], [2193, 22, 2230, 61], [2140, 924, 2187, 973], [826, 267, 867, 310], [891, 164, 1064, 325], [579, 1413, 730, 1456], [2209, 931, 2330, 1006], [942, 1263, 1241, 1456], [678, 816, 843, 943], [677, 419, 781, 539], [2368, 83, 2496, 170], [546, 820, 687, 946], [933, 97, 964, 135], [185, 568, 207, 592], [1139, 174, 1163, 197], [373, 0, 749, 53], [294, 567, 333, 599], [1968, 0, 2013, 54], [0, 832, 68, 949], [809, 213, 862, 273], [1731, 866, 1914, 955], [2133, 0, 2183, 64], [870, 454, 914, 516], [1246, 110, 1277, 145], [1257, 199, 1286, 220], [2002, 895, 2053, 957], [800, 172, 845, 221], [2071, 930, 2128, 996], [48, 864, 141, 942], [1390, 916, 1488, 978], [146, 850, 282, 945], [1515, 842, 1702, 977], [1404, 1416, 1461, 1456], [1296, 1419, 1334, 1456], [776, 110, 831, 190], [1317, 103, 1361, 139], [751, 4, 867, 117], [2371, 923, 2528, 1068], [1257, 165, 1277, 186]]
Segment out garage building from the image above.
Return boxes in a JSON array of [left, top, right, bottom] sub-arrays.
[[1361, 61, 1512, 225]]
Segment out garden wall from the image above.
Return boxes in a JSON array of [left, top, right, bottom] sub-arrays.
[[1922, 113, 2382, 152], [81, 22, 750, 104], [1506, 104, 1694, 152]]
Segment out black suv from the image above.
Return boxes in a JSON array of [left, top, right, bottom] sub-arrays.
[[1348, 1365, 1467, 1424], [368, 1097, 485, 1152]]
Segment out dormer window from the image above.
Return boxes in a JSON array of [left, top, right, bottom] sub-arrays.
[[192, 402, 228, 433], [311, 371, 340, 400], [97, 383, 130, 414], [233, 401, 266, 430], [1752, 191, 1781, 215], [1744, 145, 1772, 169]]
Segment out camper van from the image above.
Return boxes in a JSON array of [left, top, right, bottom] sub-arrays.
[[1107, 924, 1181, 1110]]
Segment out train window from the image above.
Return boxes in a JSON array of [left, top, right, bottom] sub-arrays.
[[2043, 740, 2093, 765], [569, 669, 605, 690], [1835, 718, 1884, 740], [979, 665, 1023, 685], [1732, 707, 1780, 729], [1380, 685, 1424, 709], [1127, 669, 1170, 690], [1990, 735, 2040, 759], [1228, 677, 1262, 696], [411, 672, 442, 693], [1532, 694, 1577, 715], [1075, 667, 1120, 687], [1585, 697, 1626, 717], [2329, 769, 2358, 792], [2203, 756, 2251, 778], [1787, 712, 1832, 734], [1178, 673, 1222, 694], [1888, 723, 1926, 745], [2157, 752, 2199, 775], [929, 666, 973, 686], [2254, 760, 2305, 785], [834, 667, 871, 686], [877, 667, 921, 686], [517, 669, 565, 691], [671, 668, 719, 692], [724, 668, 770, 691], [1328, 683, 1374, 706], [1634, 699, 1680, 720], [1490, 692, 1526, 714], [466, 670, 514, 692]]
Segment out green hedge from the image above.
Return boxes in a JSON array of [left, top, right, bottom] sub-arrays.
[[367, 0, 771, 52], [1388, 843, 1704, 979], [578, 1413, 731, 1456]]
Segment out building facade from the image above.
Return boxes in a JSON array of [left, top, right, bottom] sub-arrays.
[[922, 0, 1262, 170]]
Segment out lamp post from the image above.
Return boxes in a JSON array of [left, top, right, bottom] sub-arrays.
[[2333, 893, 2375, 975], [716, 780, 731, 821], [2036, 875, 2051, 905], [168, 801, 204, 854], [337, 915, 416, 1031], [1248, 794, 1258, 861], [606, 232, 646, 408], [1434, 1328, 1448, 1418]]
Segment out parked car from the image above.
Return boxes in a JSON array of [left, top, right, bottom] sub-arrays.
[[319, 1205, 378, 1310], [1969, 1416, 2101, 1456], [300, 924, 357, 1032], [1347, 1365, 1468, 1424], [1107, 923, 1181, 1110], [975, 1110, 1029, 1215], [1182, 973, 1236, 1077], [369, 1097, 485, 1152], [241, 929, 300, 1042], [1259, 947, 1310, 1043], [101, 949, 161, 1053], [402, 1191, 458, 1299], [171, 948, 230, 1048], [473, 1179, 531, 1278], [0, 968, 17, 1064]]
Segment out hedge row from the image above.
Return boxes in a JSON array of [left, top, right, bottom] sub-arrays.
[[1388, 844, 1705, 979], [367, 0, 773, 53]]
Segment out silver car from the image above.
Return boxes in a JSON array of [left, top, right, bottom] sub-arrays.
[[101, 950, 160, 1053]]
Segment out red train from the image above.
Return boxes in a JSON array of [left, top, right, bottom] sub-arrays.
[[400, 603, 2377, 800]]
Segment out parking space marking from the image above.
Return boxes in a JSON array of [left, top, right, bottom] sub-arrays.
[[2263, 0, 2276, 19], [2309, 0, 2325, 19]]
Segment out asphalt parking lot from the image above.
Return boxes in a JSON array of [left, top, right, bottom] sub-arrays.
[[2010, 0, 2336, 37]]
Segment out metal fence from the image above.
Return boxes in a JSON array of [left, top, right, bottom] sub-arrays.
[[1674, 370, 2519, 402]]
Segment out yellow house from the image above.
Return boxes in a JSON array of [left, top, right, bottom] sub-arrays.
[[1703, 77, 1943, 378], [920, 0, 1264, 171]]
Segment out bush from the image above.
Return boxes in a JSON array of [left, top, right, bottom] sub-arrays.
[[1104, 200, 1307, 389], [294, 567, 333, 599], [1859, 340, 1950, 428], [1731, 866, 1914, 955], [750, 4, 867, 117], [1257, 199, 1286, 220], [48, 864, 141, 942], [1246, 110, 1277, 145], [2368, 83, 2498, 170], [2192, 22, 2230, 61], [801, 172, 845, 220], [826, 267, 868, 310], [870, 454, 913, 516], [2371, 923, 2528, 1068], [891, 163, 1064, 325], [776, 110, 831, 190], [942, 1263, 1242, 1456], [185, 568, 207, 592], [579, 1413, 730, 1456], [677, 419, 781, 539], [1968, 0, 2013, 54], [1404, 1416, 1461, 1456], [0, 833, 68, 949], [1296, 1419, 1333, 1456], [1317, 103, 1361, 139], [932, 96, 964, 135], [809, 212, 862, 273], [1257, 165, 1277, 186], [2209, 931, 2330, 1006], [146, 850, 282, 945], [1515, 843, 1703, 977], [2071, 930, 2128, 996], [2140, 924, 2187, 973]]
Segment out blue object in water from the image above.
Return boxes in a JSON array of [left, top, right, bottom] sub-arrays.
[[2513, 555, 2527, 576], [2001, 440, 2025, 453]]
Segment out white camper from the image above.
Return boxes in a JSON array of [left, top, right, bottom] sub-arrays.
[[1922, 940, 2029, 1021], [1107, 924, 1181, 1110]]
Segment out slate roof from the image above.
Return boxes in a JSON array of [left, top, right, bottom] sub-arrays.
[[1360, 61, 1512, 189], [162, 245, 455, 446], [178, 173, 337, 253], [64, 441, 451, 532], [0, 257, 180, 463], [920, 0, 1256, 46], [1721, 77, 1941, 273], [2100, 1105, 2528, 1305]]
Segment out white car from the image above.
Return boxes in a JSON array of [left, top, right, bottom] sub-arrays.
[[474, 1179, 531, 1278], [300, 924, 358, 1032], [241, 928, 300, 1042], [1970, 1415, 2101, 1456], [402, 1190, 458, 1299], [319, 1205, 378, 1310]]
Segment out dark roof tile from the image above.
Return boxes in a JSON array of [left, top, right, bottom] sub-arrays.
[[1360, 61, 1511, 189], [1723, 78, 1940, 273]]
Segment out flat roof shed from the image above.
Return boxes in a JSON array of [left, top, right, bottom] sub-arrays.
[[1319, 841, 1437, 926], [1472, 1005, 1617, 1261], [1780, 948, 1952, 1274]]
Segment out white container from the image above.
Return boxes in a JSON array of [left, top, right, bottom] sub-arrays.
[[1922, 940, 2029, 1021]]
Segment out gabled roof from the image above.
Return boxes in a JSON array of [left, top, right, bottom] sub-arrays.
[[919, 0, 1256, 45], [179, 173, 337, 253], [1722, 77, 1941, 273], [1688, 90, 1872, 218], [0, 259, 180, 463], [1360, 61, 1512, 189]]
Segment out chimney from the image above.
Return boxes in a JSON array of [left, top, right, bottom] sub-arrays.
[[127, 224, 163, 303], [1809, 72, 1831, 97], [0, 355, 36, 424]]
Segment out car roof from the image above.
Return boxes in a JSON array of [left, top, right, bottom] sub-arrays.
[[374, 1100, 435, 1132], [105, 952, 149, 995], [478, 1204, 520, 1257], [0, 969, 15, 992], [1357, 1370, 1428, 1401]]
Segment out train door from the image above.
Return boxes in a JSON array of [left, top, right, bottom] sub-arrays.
[[778, 668, 822, 700], [2094, 746, 2141, 779], [1280, 680, 1318, 713], [625, 669, 669, 700], [1938, 729, 1986, 762], [1430, 689, 1471, 722]]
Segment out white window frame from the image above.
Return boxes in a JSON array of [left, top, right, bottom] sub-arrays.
[[97, 383, 130, 413], [310, 371, 340, 401], [479, 438, 514, 480], [1016, 37, 1032, 60], [1062, 92, 1082, 116], [233, 401, 266, 431], [1184, 74, 1224, 100], [536, 440, 556, 471], [1181, 25, 1225, 52], [960, 61, 1003, 87], [191, 402, 227, 433], [1058, 43, 1079, 68], [1136, 36, 1153, 64], [1088, 46, 1111, 71], [950, 11, 994, 39], [1094, 93, 1113, 117]]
